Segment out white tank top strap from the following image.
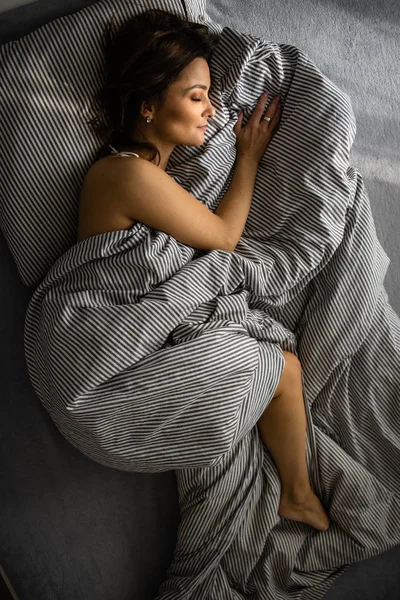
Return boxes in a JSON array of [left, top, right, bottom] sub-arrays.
[[108, 144, 139, 158]]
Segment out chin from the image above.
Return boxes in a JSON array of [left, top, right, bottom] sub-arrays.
[[197, 133, 207, 144], [182, 131, 206, 147]]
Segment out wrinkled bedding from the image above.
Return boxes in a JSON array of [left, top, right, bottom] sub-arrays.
[[24, 24, 400, 599]]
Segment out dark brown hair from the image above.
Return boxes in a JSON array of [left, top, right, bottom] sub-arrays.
[[87, 8, 220, 166]]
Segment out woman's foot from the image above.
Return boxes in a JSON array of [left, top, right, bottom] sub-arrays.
[[278, 488, 330, 531]]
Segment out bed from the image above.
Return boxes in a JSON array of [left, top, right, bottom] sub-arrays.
[[1, 0, 399, 599]]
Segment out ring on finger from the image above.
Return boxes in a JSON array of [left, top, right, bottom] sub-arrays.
[[263, 116, 272, 123]]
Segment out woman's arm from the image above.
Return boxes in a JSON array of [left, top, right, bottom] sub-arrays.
[[215, 155, 259, 250]]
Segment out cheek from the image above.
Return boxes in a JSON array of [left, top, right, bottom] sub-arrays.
[[173, 104, 197, 122], [161, 103, 198, 132]]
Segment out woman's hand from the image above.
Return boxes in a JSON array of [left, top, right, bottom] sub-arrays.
[[233, 92, 281, 164]]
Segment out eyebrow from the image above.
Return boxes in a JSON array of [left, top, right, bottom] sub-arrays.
[[183, 84, 209, 92]]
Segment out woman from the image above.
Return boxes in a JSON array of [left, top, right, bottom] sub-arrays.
[[79, 8, 330, 531]]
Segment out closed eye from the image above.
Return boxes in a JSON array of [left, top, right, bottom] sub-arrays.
[[192, 98, 202, 102]]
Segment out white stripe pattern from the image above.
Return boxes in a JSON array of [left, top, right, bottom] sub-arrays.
[[24, 24, 400, 600]]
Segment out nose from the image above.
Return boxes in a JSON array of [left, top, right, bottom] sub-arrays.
[[204, 100, 216, 120]]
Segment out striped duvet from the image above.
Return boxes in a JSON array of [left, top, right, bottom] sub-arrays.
[[24, 24, 400, 599]]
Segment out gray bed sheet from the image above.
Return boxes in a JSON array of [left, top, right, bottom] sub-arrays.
[[0, 1, 399, 599]]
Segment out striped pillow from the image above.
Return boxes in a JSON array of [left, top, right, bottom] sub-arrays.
[[0, 0, 205, 287]]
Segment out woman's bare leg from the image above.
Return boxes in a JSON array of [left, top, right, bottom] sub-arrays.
[[257, 351, 330, 531]]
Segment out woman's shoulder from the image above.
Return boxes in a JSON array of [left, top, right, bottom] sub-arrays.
[[77, 155, 145, 242], [91, 152, 142, 172], [80, 153, 151, 209], [88, 151, 158, 180]]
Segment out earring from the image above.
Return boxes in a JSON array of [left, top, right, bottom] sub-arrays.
[[146, 116, 152, 123]]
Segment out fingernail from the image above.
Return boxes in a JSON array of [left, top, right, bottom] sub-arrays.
[[263, 91, 268, 97]]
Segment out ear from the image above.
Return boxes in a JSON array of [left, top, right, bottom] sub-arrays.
[[140, 99, 156, 120]]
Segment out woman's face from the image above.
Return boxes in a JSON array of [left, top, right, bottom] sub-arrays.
[[151, 57, 216, 145]]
